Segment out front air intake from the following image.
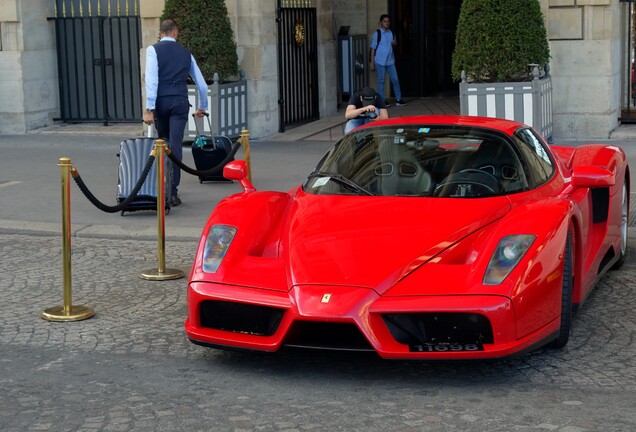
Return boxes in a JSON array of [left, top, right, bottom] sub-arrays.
[[283, 321, 374, 351], [199, 300, 284, 336], [383, 313, 494, 347]]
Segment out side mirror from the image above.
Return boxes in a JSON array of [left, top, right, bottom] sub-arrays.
[[223, 160, 256, 192], [571, 166, 615, 189]]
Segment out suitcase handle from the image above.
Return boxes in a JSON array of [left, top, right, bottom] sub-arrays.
[[192, 112, 214, 137]]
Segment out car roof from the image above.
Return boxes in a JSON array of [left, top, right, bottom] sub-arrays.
[[368, 115, 524, 136]]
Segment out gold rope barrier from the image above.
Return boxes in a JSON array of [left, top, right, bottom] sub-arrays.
[[140, 139, 185, 281], [41, 157, 95, 322], [239, 129, 252, 181]]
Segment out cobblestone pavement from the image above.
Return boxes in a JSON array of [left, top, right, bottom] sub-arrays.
[[1, 233, 635, 432]]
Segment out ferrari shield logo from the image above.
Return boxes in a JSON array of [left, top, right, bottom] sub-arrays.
[[321, 294, 332, 303]]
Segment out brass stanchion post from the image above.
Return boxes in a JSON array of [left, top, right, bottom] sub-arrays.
[[41, 157, 95, 322], [140, 139, 184, 280], [240, 129, 252, 181]]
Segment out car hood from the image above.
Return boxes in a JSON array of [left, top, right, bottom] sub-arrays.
[[281, 190, 511, 292], [195, 190, 512, 293]]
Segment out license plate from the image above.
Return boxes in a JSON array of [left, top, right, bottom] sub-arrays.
[[410, 342, 484, 352]]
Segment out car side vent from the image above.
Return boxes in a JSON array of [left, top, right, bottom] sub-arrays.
[[591, 187, 610, 223], [199, 300, 284, 336], [283, 321, 374, 351]]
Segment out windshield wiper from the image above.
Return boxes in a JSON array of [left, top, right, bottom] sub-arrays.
[[308, 171, 373, 196]]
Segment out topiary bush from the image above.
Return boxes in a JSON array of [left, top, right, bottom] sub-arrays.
[[451, 0, 550, 83], [161, 0, 239, 82]]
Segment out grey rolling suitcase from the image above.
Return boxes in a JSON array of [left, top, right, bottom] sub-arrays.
[[116, 137, 172, 215]]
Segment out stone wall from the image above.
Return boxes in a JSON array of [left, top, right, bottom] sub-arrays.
[[546, 0, 621, 138], [0, 0, 57, 134], [333, 0, 368, 36], [229, 0, 283, 138], [316, 0, 337, 123]]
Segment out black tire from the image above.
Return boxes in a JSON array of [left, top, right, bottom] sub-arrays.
[[552, 228, 574, 348], [611, 182, 629, 270]]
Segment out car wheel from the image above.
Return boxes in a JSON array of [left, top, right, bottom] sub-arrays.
[[611, 182, 629, 270], [552, 228, 574, 348]]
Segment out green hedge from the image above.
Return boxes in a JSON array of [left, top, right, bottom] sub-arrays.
[[161, 0, 239, 82], [451, 0, 550, 83]]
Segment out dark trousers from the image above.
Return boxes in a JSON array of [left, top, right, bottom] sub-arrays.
[[154, 95, 189, 195]]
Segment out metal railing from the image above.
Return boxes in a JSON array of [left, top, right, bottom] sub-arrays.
[[185, 71, 248, 140], [54, 0, 139, 17]]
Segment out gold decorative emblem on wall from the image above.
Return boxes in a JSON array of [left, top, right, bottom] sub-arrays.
[[295, 19, 305, 47]]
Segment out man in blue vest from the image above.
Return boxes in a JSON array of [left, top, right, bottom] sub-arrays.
[[143, 19, 208, 206]]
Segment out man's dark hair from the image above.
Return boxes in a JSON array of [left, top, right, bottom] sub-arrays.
[[379, 14, 390, 23], [160, 19, 178, 35]]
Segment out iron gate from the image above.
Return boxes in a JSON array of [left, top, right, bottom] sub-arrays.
[[277, 2, 319, 132], [52, 0, 142, 125]]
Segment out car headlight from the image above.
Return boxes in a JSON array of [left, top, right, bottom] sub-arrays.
[[202, 225, 237, 273], [483, 235, 535, 285]]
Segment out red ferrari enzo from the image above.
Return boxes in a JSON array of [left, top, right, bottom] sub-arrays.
[[185, 116, 630, 359]]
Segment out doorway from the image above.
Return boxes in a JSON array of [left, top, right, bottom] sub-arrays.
[[277, 4, 320, 132], [388, 0, 462, 97]]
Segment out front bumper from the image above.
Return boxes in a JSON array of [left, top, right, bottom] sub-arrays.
[[185, 282, 559, 359]]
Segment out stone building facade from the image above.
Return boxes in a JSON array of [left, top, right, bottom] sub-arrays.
[[0, 0, 629, 139]]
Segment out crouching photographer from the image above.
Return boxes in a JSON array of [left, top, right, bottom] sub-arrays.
[[344, 86, 389, 134]]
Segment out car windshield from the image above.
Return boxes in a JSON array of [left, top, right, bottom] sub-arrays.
[[303, 125, 529, 197]]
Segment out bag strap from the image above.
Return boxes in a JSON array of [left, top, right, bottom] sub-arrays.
[[370, 28, 382, 63]]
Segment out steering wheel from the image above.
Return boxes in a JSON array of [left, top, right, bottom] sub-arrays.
[[434, 169, 501, 197]]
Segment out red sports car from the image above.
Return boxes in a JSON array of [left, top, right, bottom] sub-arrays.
[[185, 115, 630, 359]]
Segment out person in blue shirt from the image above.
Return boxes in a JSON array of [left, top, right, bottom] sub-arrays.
[[369, 14, 406, 107], [344, 86, 389, 133], [143, 19, 208, 206]]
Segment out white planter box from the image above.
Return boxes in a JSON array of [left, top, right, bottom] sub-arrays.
[[185, 72, 248, 140], [459, 68, 553, 140]]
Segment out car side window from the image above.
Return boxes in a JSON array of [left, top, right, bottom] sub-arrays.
[[512, 128, 554, 188]]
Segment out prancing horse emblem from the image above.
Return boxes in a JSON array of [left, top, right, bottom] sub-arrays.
[[321, 294, 332, 303]]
